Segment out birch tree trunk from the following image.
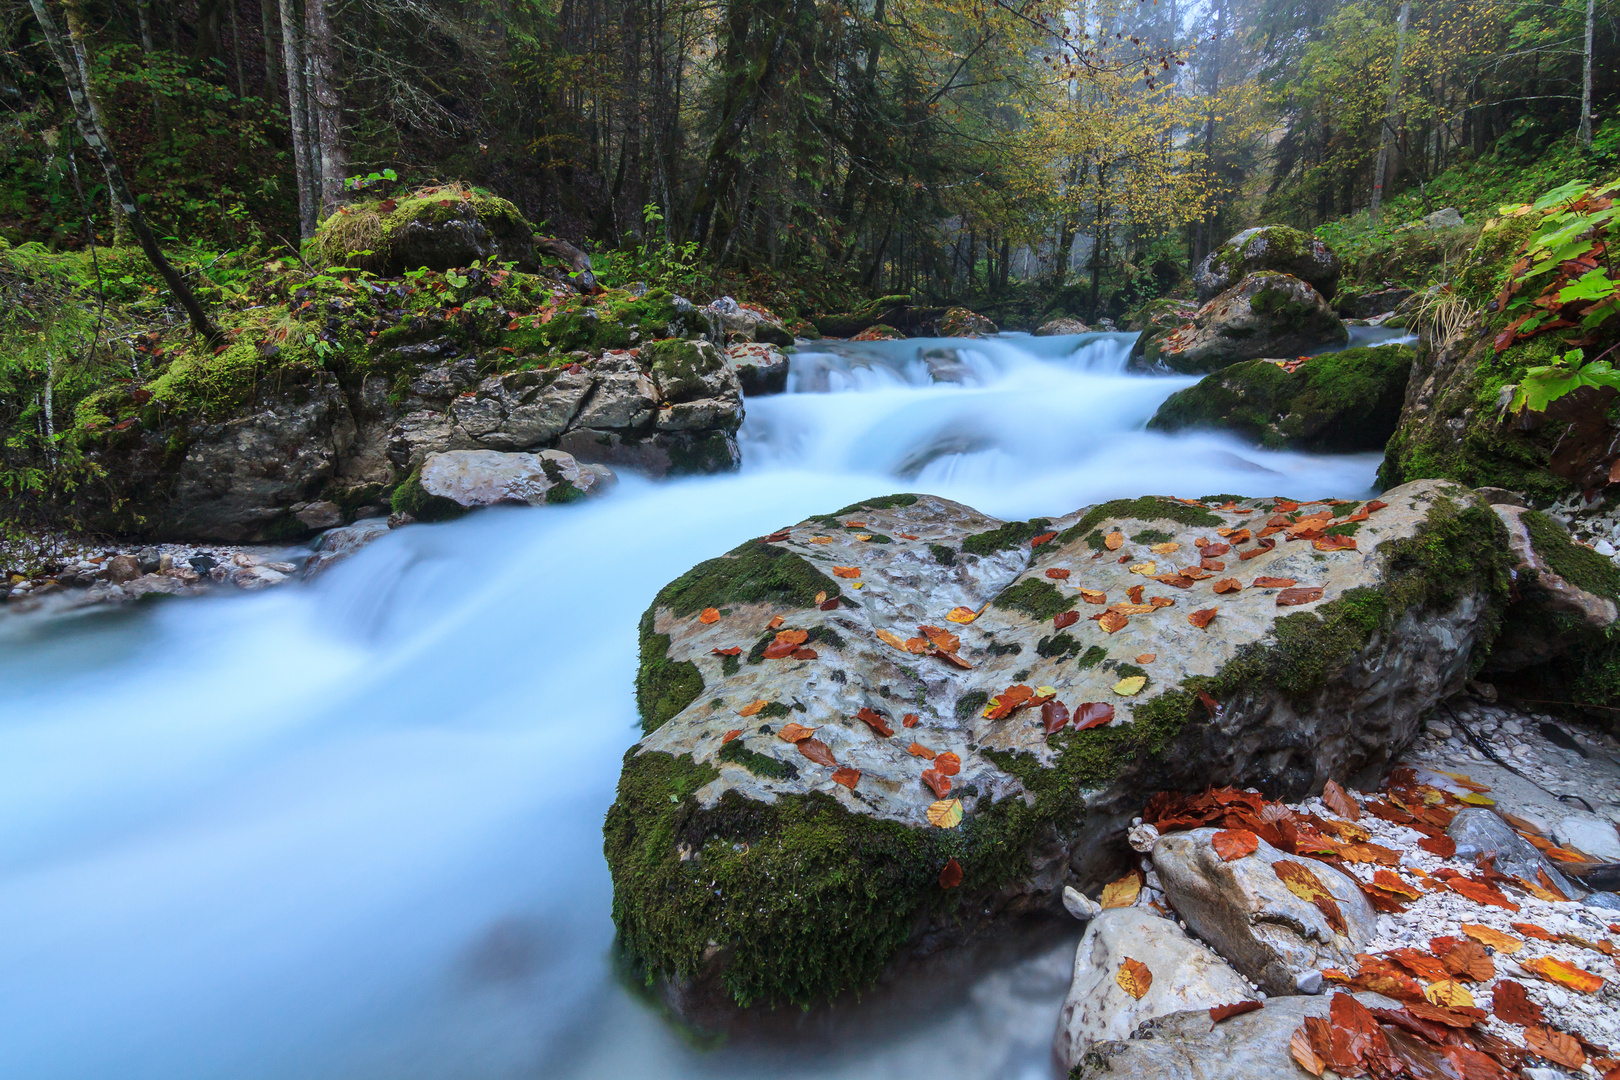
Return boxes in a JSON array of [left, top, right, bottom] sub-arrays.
[[1578, 0, 1595, 146], [304, 0, 347, 216], [261, 0, 282, 113], [1371, 0, 1411, 226], [60, 0, 130, 244], [279, 0, 318, 238], [28, 0, 222, 342]]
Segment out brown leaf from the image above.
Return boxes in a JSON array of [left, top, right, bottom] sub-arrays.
[[1079, 588, 1107, 605], [1492, 980, 1544, 1025], [832, 766, 860, 789], [820, 597, 840, 611], [986, 684, 1035, 720], [1526, 1026, 1586, 1069], [1336, 960, 1427, 1003], [1314, 535, 1358, 552], [1384, 947, 1449, 982], [767, 615, 785, 629], [797, 738, 837, 766], [855, 707, 894, 737], [918, 625, 960, 652], [1074, 702, 1115, 730], [921, 767, 951, 797], [1328, 991, 1394, 1073], [1460, 924, 1522, 954], [932, 647, 973, 669], [777, 722, 815, 742], [907, 741, 936, 760], [1418, 834, 1457, 858], [1188, 607, 1217, 628], [939, 858, 963, 889], [791, 648, 818, 659], [1290, 1026, 1327, 1076], [1126, 583, 1145, 604], [1213, 829, 1260, 861], [1322, 780, 1361, 821], [699, 607, 721, 624], [1042, 700, 1071, 734], [1201, 558, 1226, 572], [1054, 610, 1079, 630], [934, 751, 961, 776], [711, 646, 743, 656], [1253, 576, 1297, 588], [1209, 1000, 1263, 1025], [722, 729, 743, 743], [1100, 871, 1141, 909], [903, 713, 919, 728], [1273, 860, 1347, 935], [763, 628, 811, 658], [1099, 610, 1129, 633], [1521, 955, 1605, 994], [1136, 653, 1157, 663], [1436, 938, 1495, 981], [1116, 957, 1152, 999], [1512, 921, 1560, 942], [1277, 586, 1324, 606], [1201, 542, 1231, 557], [1046, 568, 1071, 579]]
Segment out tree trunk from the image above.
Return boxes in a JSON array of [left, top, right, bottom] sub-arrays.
[[279, 0, 318, 238], [1579, 0, 1595, 146], [303, 0, 346, 216], [29, 0, 221, 342], [229, 0, 246, 102], [1371, 0, 1411, 226], [134, 0, 164, 126], [59, 0, 130, 245], [261, 0, 281, 111]]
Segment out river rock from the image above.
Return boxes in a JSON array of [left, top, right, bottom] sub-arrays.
[[603, 478, 1511, 1018], [727, 342, 791, 395], [1145, 345, 1413, 452], [708, 297, 794, 347], [304, 518, 392, 578], [1137, 272, 1348, 375], [1446, 807, 1582, 896], [1053, 907, 1254, 1070], [1335, 286, 1415, 321], [1072, 991, 1396, 1079], [938, 307, 998, 337], [1151, 828, 1376, 995], [1554, 811, 1620, 862], [107, 554, 140, 584], [413, 449, 610, 513], [1035, 317, 1091, 336], [1193, 225, 1341, 302], [1483, 505, 1617, 674]]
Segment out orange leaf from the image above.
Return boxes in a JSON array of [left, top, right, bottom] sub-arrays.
[[1443, 877, 1519, 912], [1435, 938, 1494, 981], [790, 647, 818, 659], [1384, 947, 1448, 982], [739, 699, 768, 716], [1105, 531, 1124, 550], [699, 607, 721, 624], [1188, 607, 1217, 628], [1079, 589, 1107, 604], [1322, 780, 1361, 821], [939, 858, 963, 889], [1116, 957, 1152, 999], [1521, 956, 1605, 994], [1512, 921, 1559, 942], [1313, 535, 1357, 552], [926, 798, 964, 828], [1054, 610, 1079, 630], [1209, 1000, 1263, 1025], [797, 738, 837, 767], [832, 766, 860, 789], [1100, 610, 1129, 633], [918, 625, 960, 651], [1127, 583, 1145, 604], [1213, 829, 1259, 861], [1253, 576, 1297, 588], [777, 722, 815, 742], [722, 729, 743, 743], [831, 566, 860, 578], [1045, 568, 1071, 579], [1136, 653, 1156, 663], [903, 713, 919, 728], [1100, 872, 1141, 909], [711, 646, 743, 656], [1031, 531, 1057, 547], [944, 606, 979, 623], [921, 768, 951, 797], [1370, 869, 1421, 899], [934, 751, 961, 776], [1212, 578, 1241, 594], [1290, 1027, 1327, 1076], [1461, 924, 1522, 954], [856, 707, 894, 737], [767, 615, 785, 629], [907, 741, 936, 759], [1525, 1026, 1586, 1070], [763, 629, 811, 659], [1277, 586, 1324, 606]]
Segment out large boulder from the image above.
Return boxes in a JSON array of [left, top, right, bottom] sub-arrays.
[[938, 307, 998, 337], [1053, 907, 1254, 1070], [312, 188, 538, 276], [603, 480, 1511, 1020], [1035, 316, 1092, 336], [392, 449, 612, 521], [706, 296, 794, 347], [1151, 828, 1376, 996], [1136, 272, 1348, 375], [1193, 226, 1341, 302], [1145, 345, 1413, 452], [1445, 807, 1582, 897], [727, 342, 791, 396], [813, 294, 912, 338]]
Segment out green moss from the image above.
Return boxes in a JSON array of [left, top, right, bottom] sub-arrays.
[[985, 641, 1023, 657], [1131, 529, 1173, 545], [961, 518, 1051, 556], [1037, 633, 1083, 660], [834, 493, 920, 515], [991, 578, 1076, 621], [389, 465, 466, 522], [1076, 645, 1108, 669], [652, 540, 837, 617], [929, 544, 957, 566], [1522, 510, 1620, 600], [718, 739, 801, 780], [1058, 498, 1222, 546], [635, 619, 706, 734], [955, 691, 989, 722]]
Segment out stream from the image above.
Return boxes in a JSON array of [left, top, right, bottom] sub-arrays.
[[0, 328, 1405, 1079]]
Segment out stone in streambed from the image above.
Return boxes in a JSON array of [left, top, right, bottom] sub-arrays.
[[1136, 272, 1348, 375], [395, 449, 613, 521], [603, 479, 1512, 1019], [727, 342, 791, 396], [1145, 345, 1413, 452], [1446, 807, 1583, 896], [1192, 225, 1342, 302], [1053, 907, 1253, 1070], [1035, 316, 1091, 336], [1150, 827, 1376, 996]]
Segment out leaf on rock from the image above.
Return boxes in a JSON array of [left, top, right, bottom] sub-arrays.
[[1461, 924, 1522, 954], [820, 597, 841, 611], [1188, 608, 1217, 629], [1136, 653, 1157, 663], [1277, 586, 1325, 606], [1314, 535, 1358, 551], [739, 699, 769, 716], [1418, 834, 1457, 858], [1384, 948, 1449, 982], [790, 647, 818, 659], [1151, 542, 1181, 554], [768, 615, 785, 629], [1436, 939, 1494, 981], [934, 751, 961, 776], [777, 722, 815, 742], [907, 741, 936, 760], [1100, 872, 1141, 909], [1054, 610, 1080, 630], [939, 858, 963, 889], [1075, 702, 1115, 729], [1521, 956, 1605, 994], [712, 646, 743, 656], [1046, 568, 1071, 579], [877, 628, 910, 651], [1424, 980, 1475, 1007], [831, 566, 861, 578], [1100, 611, 1129, 633], [699, 608, 721, 624], [764, 629, 811, 658], [932, 647, 973, 669], [1525, 1026, 1586, 1070], [1113, 674, 1147, 695], [1327, 991, 1394, 1074], [1209, 1000, 1263, 1025], [986, 684, 1036, 720], [903, 713, 920, 728], [832, 766, 861, 789], [1127, 583, 1145, 604], [921, 767, 952, 797], [1105, 531, 1124, 550], [1511, 922, 1559, 942], [945, 606, 979, 623], [1080, 589, 1107, 604], [1213, 829, 1259, 861], [1128, 561, 1157, 576], [1291, 1027, 1328, 1077], [856, 707, 895, 737], [797, 738, 837, 767], [1371, 869, 1422, 899], [1116, 958, 1152, 999], [1202, 558, 1226, 572], [1273, 860, 1348, 935], [721, 729, 744, 745], [1042, 700, 1071, 734], [1322, 780, 1361, 820], [927, 798, 964, 828], [1212, 578, 1241, 594], [1253, 576, 1297, 589], [1443, 877, 1519, 912], [1491, 979, 1544, 1025], [1149, 596, 1174, 608]]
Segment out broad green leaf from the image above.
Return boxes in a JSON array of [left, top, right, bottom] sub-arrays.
[[1558, 269, 1618, 304], [1531, 179, 1591, 211]]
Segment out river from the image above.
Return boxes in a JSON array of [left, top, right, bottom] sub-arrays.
[[0, 329, 1401, 1079]]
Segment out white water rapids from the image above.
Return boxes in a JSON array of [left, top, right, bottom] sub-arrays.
[[0, 329, 1404, 1079]]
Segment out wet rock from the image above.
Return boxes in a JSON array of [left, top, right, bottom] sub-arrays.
[[449, 367, 596, 451], [728, 342, 791, 396], [1035, 317, 1091, 336], [1446, 807, 1582, 896], [1136, 272, 1348, 375], [1482, 505, 1618, 672], [707, 297, 793, 347], [188, 554, 217, 573], [1193, 225, 1341, 302], [294, 501, 344, 530], [1335, 286, 1415, 321], [604, 479, 1511, 1016], [1072, 992, 1396, 1080], [136, 547, 162, 573], [937, 307, 998, 337], [414, 449, 611, 511], [1151, 827, 1376, 995], [1053, 907, 1253, 1070], [1146, 345, 1412, 452], [304, 518, 392, 578], [1553, 811, 1620, 861], [107, 554, 140, 584]]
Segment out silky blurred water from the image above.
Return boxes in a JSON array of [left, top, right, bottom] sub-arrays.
[[0, 330, 1401, 1079]]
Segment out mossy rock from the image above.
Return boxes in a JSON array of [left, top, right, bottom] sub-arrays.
[[311, 186, 538, 275], [1146, 345, 1414, 452], [814, 295, 911, 338], [1193, 226, 1342, 302], [1139, 272, 1348, 375], [605, 482, 1511, 1020]]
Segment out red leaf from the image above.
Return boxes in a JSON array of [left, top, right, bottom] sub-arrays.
[[1042, 700, 1071, 734], [832, 766, 861, 789], [1046, 568, 1071, 579], [1198, 689, 1220, 716], [1418, 834, 1457, 858], [1492, 980, 1544, 1025], [1277, 586, 1324, 606], [1054, 610, 1079, 630], [1188, 607, 1217, 628], [856, 707, 894, 737], [1074, 702, 1115, 730], [711, 646, 743, 656], [819, 597, 840, 610], [790, 647, 818, 659], [1209, 1000, 1263, 1025], [721, 729, 743, 743], [939, 858, 963, 888], [934, 751, 962, 776], [763, 530, 791, 542], [921, 767, 951, 797], [1213, 829, 1259, 861], [903, 713, 919, 728], [797, 738, 837, 767], [1030, 531, 1057, 547]]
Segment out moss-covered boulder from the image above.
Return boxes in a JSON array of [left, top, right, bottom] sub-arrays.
[[311, 186, 538, 276], [938, 307, 999, 337], [1193, 226, 1341, 302], [605, 481, 1510, 1021], [1146, 345, 1413, 452], [1035, 316, 1092, 336], [814, 294, 912, 338], [1134, 272, 1348, 375]]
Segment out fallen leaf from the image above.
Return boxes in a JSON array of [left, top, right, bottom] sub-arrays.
[[945, 606, 979, 623], [907, 741, 936, 760], [808, 536, 834, 544], [1100, 611, 1129, 633], [819, 597, 840, 611], [1136, 653, 1157, 663], [856, 707, 894, 737], [1335, 959, 1426, 1002], [1042, 700, 1071, 734], [767, 615, 785, 629], [1213, 829, 1259, 861], [1384, 947, 1449, 982], [939, 858, 963, 889], [1074, 702, 1115, 730], [721, 729, 744, 744], [1425, 979, 1475, 1007], [777, 722, 815, 742], [764, 629, 811, 658], [1113, 675, 1147, 695], [1512, 922, 1559, 942], [1443, 877, 1519, 912], [1116, 958, 1152, 999], [904, 636, 929, 653], [854, 534, 873, 542], [1100, 872, 1141, 909], [1209, 1000, 1263, 1025], [1326, 991, 1393, 1073], [1418, 834, 1457, 858], [1314, 535, 1358, 552], [877, 628, 910, 651], [1188, 608, 1217, 628], [1322, 780, 1361, 821], [1277, 587, 1324, 606], [1127, 583, 1145, 604], [1031, 531, 1058, 548], [1155, 573, 1195, 588], [832, 766, 860, 789], [1046, 568, 1071, 579], [1238, 538, 1276, 560], [1521, 955, 1605, 994], [797, 738, 837, 766], [932, 647, 972, 669], [1151, 542, 1181, 554], [1460, 924, 1522, 954], [1128, 561, 1157, 576], [921, 767, 951, 797], [934, 751, 961, 776], [1212, 577, 1241, 594], [1149, 596, 1174, 608], [926, 798, 964, 828], [699, 608, 721, 624], [711, 646, 743, 656], [1525, 1026, 1586, 1070], [1435, 938, 1494, 981], [790, 647, 818, 659], [1367, 500, 1388, 511], [814, 590, 827, 604], [1054, 610, 1080, 630], [739, 699, 769, 717], [1079, 589, 1107, 604], [1253, 576, 1297, 589], [1291, 1027, 1327, 1076], [1403, 1001, 1488, 1027], [1202, 558, 1227, 572], [1105, 531, 1124, 550], [831, 566, 860, 578], [1491, 979, 1544, 1025], [843, 520, 866, 527], [986, 684, 1036, 720], [1273, 860, 1348, 935], [897, 534, 919, 540]]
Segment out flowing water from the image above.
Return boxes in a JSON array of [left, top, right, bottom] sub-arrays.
[[0, 329, 1405, 1080]]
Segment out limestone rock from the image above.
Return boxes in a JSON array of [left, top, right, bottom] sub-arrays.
[[304, 518, 392, 579], [1446, 807, 1582, 896], [1193, 225, 1341, 302], [1053, 907, 1254, 1070], [1138, 272, 1348, 375], [1416, 207, 1466, 230], [1482, 505, 1618, 672], [1151, 828, 1376, 995], [107, 554, 140, 584], [415, 449, 610, 510], [1555, 812, 1620, 862], [1145, 345, 1413, 452], [707, 297, 794, 347], [938, 307, 998, 337], [603, 479, 1511, 1017], [1035, 317, 1091, 336], [727, 342, 791, 396], [313, 190, 538, 276], [1072, 992, 1397, 1080], [1335, 286, 1415, 321]]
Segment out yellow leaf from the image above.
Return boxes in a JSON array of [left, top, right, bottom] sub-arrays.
[[1113, 675, 1147, 695], [1150, 542, 1180, 554], [1457, 793, 1495, 806], [1460, 924, 1522, 954], [815, 590, 827, 604], [738, 699, 768, 717], [926, 798, 964, 828], [1521, 955, 1606, 993], [1036, 685, 1057, 697], [1105, 531, 1124, 550], [1116, 957, 1153, 999], [855, 534, 872, 541], [1100, 872, 1141, 909], [877, 628, 909, 651], [1128, 561, 1157, 576], [1424, 980, 1475, 1007], [808, 536, 835, 544], [944, 606, 979, 624]]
